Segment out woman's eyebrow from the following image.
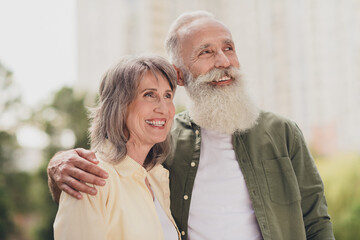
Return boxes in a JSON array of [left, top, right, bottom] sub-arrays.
[[140, 88, 157, 93]]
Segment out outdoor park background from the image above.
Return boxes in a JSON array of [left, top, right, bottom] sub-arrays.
[[1, 0, 360, 239]]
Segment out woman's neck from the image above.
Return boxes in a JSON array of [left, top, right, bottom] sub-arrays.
[[126, 140, 153, 167]]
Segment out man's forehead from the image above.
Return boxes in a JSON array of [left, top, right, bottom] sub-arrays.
[[197, 38, 234, 49], [178, 18, 232, 41]]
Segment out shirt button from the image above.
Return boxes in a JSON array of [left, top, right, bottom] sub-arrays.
[[181, 231, 186, 236], [190, 162, 196, 167], [183, 195, 189, 200]]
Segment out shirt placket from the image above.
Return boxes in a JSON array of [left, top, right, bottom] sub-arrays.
[[180, 126, 201, 239]]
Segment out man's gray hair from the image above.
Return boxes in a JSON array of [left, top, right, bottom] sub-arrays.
[[89, 55, 177, 169], [165, 10, 215, 67]]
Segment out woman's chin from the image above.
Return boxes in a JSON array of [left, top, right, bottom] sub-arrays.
[[152, 136, 167, 144]]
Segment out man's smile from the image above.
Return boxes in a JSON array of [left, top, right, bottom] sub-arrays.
[[210, 75, 232, 86]]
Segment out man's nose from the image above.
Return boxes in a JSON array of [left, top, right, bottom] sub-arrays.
[[214, 51, 231, 68]]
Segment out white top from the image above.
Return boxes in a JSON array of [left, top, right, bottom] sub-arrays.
[[154, 195, 179, 240], [187, 128, 262, 240]]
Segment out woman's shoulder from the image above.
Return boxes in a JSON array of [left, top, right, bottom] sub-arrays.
[[98, 159, 117, 173], [149, 163, 169, 175], [148, 163, 170, 186], [97, 159, 126, 186]]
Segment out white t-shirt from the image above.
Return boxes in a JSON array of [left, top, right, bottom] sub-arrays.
[[154, 195, 179, 240], [187, 128, 262, 240]]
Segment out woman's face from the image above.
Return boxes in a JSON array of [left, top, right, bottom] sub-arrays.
[[126, 71, 175, 147]]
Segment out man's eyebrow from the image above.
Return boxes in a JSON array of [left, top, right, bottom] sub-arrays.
[[196, 40, 234, 52], [224, 39, 234, 45], [196, 43, 211, 52]]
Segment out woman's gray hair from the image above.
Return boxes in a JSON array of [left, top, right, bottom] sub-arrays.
[[89, 55, 177, 169], [165, 10, 215, 67]]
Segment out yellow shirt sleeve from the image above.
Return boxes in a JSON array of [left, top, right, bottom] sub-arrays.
[[54, 182, 109, 240]]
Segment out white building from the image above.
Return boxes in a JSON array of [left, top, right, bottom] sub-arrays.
[[75, 0, 360, 155]]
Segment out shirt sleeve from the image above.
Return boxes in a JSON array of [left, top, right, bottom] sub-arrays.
[[290, 123, 335, 240], [53, 184, 108, 240]]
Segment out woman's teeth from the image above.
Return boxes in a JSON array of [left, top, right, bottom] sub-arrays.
[[145, 120, 165, 126]]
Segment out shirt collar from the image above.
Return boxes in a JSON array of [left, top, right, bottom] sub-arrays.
[[96, 139, 168, 178], [113, 155, 147, 177], [96, 140, 147, 177]]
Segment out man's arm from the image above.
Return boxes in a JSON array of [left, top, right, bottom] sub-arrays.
[[47, 148, 108, 203], [290, 124, 335, 239]]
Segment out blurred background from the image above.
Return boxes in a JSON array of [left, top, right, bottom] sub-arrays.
[[0, 0, 359, 239]]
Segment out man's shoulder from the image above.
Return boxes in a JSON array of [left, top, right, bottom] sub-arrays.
[[251, 111, 298, 134], [241, 111, 303, 151], [172, 111, 193, 131], [174, 111, 190, 123], [257, 111, 294, 126], [171, 110, 298, 131]]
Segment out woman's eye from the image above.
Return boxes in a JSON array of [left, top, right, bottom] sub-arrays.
[[165, 93, 173, 99], [144, 92, 155, 98]]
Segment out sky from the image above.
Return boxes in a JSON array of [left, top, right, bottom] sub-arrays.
[[0, 0, 76, 106]]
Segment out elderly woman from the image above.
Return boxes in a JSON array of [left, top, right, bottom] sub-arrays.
[[54, 55, 180, 240]]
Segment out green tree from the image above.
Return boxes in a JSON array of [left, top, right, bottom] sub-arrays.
[[30, 87, 92, 240], [0, 132, 17, 239], [317, 154, 360, 239], [0, 62, 22, 239]]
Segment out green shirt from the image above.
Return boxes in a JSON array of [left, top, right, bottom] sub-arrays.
[[164, 111, 334, 240]]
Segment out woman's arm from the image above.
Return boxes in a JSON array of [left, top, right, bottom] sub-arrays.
[[53, 183, 108, 240]]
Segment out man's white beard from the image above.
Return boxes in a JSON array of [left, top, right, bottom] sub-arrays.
[[184, 67, 260, 135]]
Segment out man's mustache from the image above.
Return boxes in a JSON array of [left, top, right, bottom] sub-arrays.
[[195, 66, 240, 84]]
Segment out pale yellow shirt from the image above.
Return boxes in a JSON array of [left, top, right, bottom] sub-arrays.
[[54, 155, 180, 240]]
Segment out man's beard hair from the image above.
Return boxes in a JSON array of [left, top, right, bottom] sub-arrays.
[[183, 66, 260, 135]]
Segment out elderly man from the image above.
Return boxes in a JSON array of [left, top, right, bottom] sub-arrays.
[[48, 11, 334, 240]]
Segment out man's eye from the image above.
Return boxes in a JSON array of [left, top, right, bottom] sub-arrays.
[[224, 46, 233, 51], [199, 50, 211, 56]]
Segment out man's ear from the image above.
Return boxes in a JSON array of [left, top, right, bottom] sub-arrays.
[[173, 65, 185, 86]]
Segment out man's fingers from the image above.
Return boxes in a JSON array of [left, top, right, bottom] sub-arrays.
[[74, 157, 109, 179], [60, 183, 83, 200], [75, 148, 98, 164], [64, 177, 98, 196], [47, 148, 108, 198], [70, 167, 106, 187]]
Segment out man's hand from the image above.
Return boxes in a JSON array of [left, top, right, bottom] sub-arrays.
[[47, 148, 108, 203]]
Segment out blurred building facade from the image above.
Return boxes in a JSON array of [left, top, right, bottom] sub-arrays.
[[75, 0, 360, 155]]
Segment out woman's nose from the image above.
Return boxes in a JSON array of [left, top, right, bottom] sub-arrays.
[[154, 99, 167, 114]]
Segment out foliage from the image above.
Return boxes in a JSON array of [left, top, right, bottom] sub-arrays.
[[0, 63, 23, 239], [30, 87, 92, 240], [175, 104, 187, 114], [1, 62, 93, 240], [316, 153, 360, 239], [0, 172, 15, 240], [0, 63, 21, 114]]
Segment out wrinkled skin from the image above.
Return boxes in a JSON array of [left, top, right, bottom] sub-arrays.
[[47, 148, 108, 203]]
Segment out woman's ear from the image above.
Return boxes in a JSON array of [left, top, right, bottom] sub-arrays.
[[123, 123, 130, 142], [173, 65, 185, 86]]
